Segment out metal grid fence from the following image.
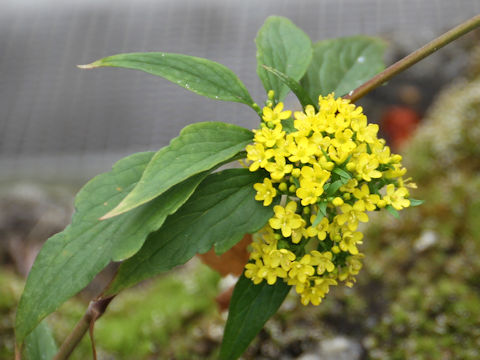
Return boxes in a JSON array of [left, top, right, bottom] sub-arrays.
[[1, 0, 479, 182]]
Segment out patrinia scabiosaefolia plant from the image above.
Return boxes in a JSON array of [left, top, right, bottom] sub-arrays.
[[16, 13, 480, 360]]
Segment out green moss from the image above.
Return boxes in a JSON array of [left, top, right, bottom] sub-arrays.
[[0, 261, 220, 360], [0, 270, 24, 359], [93, 263, 220, 359]]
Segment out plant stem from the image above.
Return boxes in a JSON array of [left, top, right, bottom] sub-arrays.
[[52, 296, 115, 360], [344, 13, 480, 103]]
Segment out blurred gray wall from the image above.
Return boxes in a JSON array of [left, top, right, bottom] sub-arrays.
[[1, 0, 479, 183]]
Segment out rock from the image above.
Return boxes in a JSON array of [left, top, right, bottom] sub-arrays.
[[319, 336, 362, 360], [0, 182, 73, 276]]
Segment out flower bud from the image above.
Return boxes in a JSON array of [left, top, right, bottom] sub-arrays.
[[278, 182, 288, 192], [267, 90, 275, 101], [391, 154, 402, 163], [346, 162, 356, 172], [377, 199, 387, 208], [332, 197, 344, 206], [291, 168, 301, 177]]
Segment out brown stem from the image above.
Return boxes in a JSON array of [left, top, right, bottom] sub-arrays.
[[52, 296, 115, 360], [344, 13, 480, 103]]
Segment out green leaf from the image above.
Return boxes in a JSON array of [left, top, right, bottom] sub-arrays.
[[409, 198, 424, 207], [281, 118, 295, 134], [386, 205, 400, 218], [262, 65, 316, 109], [312, 212, 325, 228], [16, 152, 209, 343], [23, 320, 57, 360], [312, 201, 328, 227], [219, 275, 291, 360], [333, 167, 352, 179], [106, 168, 275, 295], [103, 122, 253, 218], [325, 179, 344, 197], [301, 36, 386, 99], [256, 16, 312, 101], [80, 52, 255, 108]]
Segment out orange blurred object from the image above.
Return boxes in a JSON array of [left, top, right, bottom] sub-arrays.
[[380, 106, 421, 150], [197, 234, 252, 277], [197, 234, 252, 311]]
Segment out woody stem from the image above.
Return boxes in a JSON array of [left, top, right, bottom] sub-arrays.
[[344, 13, 480, 103]]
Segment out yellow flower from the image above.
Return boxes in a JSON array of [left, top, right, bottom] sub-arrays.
[[354, 153, 382, 181], [299, 283, 323, 306], [295, 164, 330, 205], [328, 220, 343, 242], [339, 231, 363, 255], [318, 93, 338, 114], [257, 264, 287, 285], [294, 105, 316, 134], [338, 254, 364, 285], [253, 124, 285, 148], [288, 256, 315, 283], [384, 163, 407, 178], [245, 260, 265, 284], [262, 102, 291, 125], [352, 183, 380, 211], [346, 254, 363, 276], [351, 116, 379, 144], [256, 225, 277, 246], [248, 235, 276, 261], [290, 225, 307, 244], [288, 137, 317, 163], [306, 216, 329, 240], [254, 178, 277, 206], [331, 129, 356, 153], [246, 143, 274, 171], [328, 144, 350, 164], [296, 180, 323, 206], [269, 201, 305, 237], [310, 250, 335, 274], [265, 155, 293, 180], [339, 178, 358, 193], [299, 278, 337, 306], [264, 249, 296, 271], [311, 112, 328, 133], [399, 177, 417, 189], [383, 184, 410, 210], [315, 277, 337, 295], [370, 139, 391, 164], [245, 95, 416, 305], [336, 204, 369, 231], [300, 163, 331, 185], [333, 112, 350, 130]]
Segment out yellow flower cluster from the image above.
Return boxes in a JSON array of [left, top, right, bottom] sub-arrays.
[[244, 93, 415, 305]]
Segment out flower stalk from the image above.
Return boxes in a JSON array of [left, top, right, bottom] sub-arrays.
[[52, 296, 115, 360]]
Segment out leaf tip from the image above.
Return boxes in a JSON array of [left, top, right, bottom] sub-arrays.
[[99, 211, 116, 220], [77, 61, 101, 69], [99, 207, 123, 220]]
